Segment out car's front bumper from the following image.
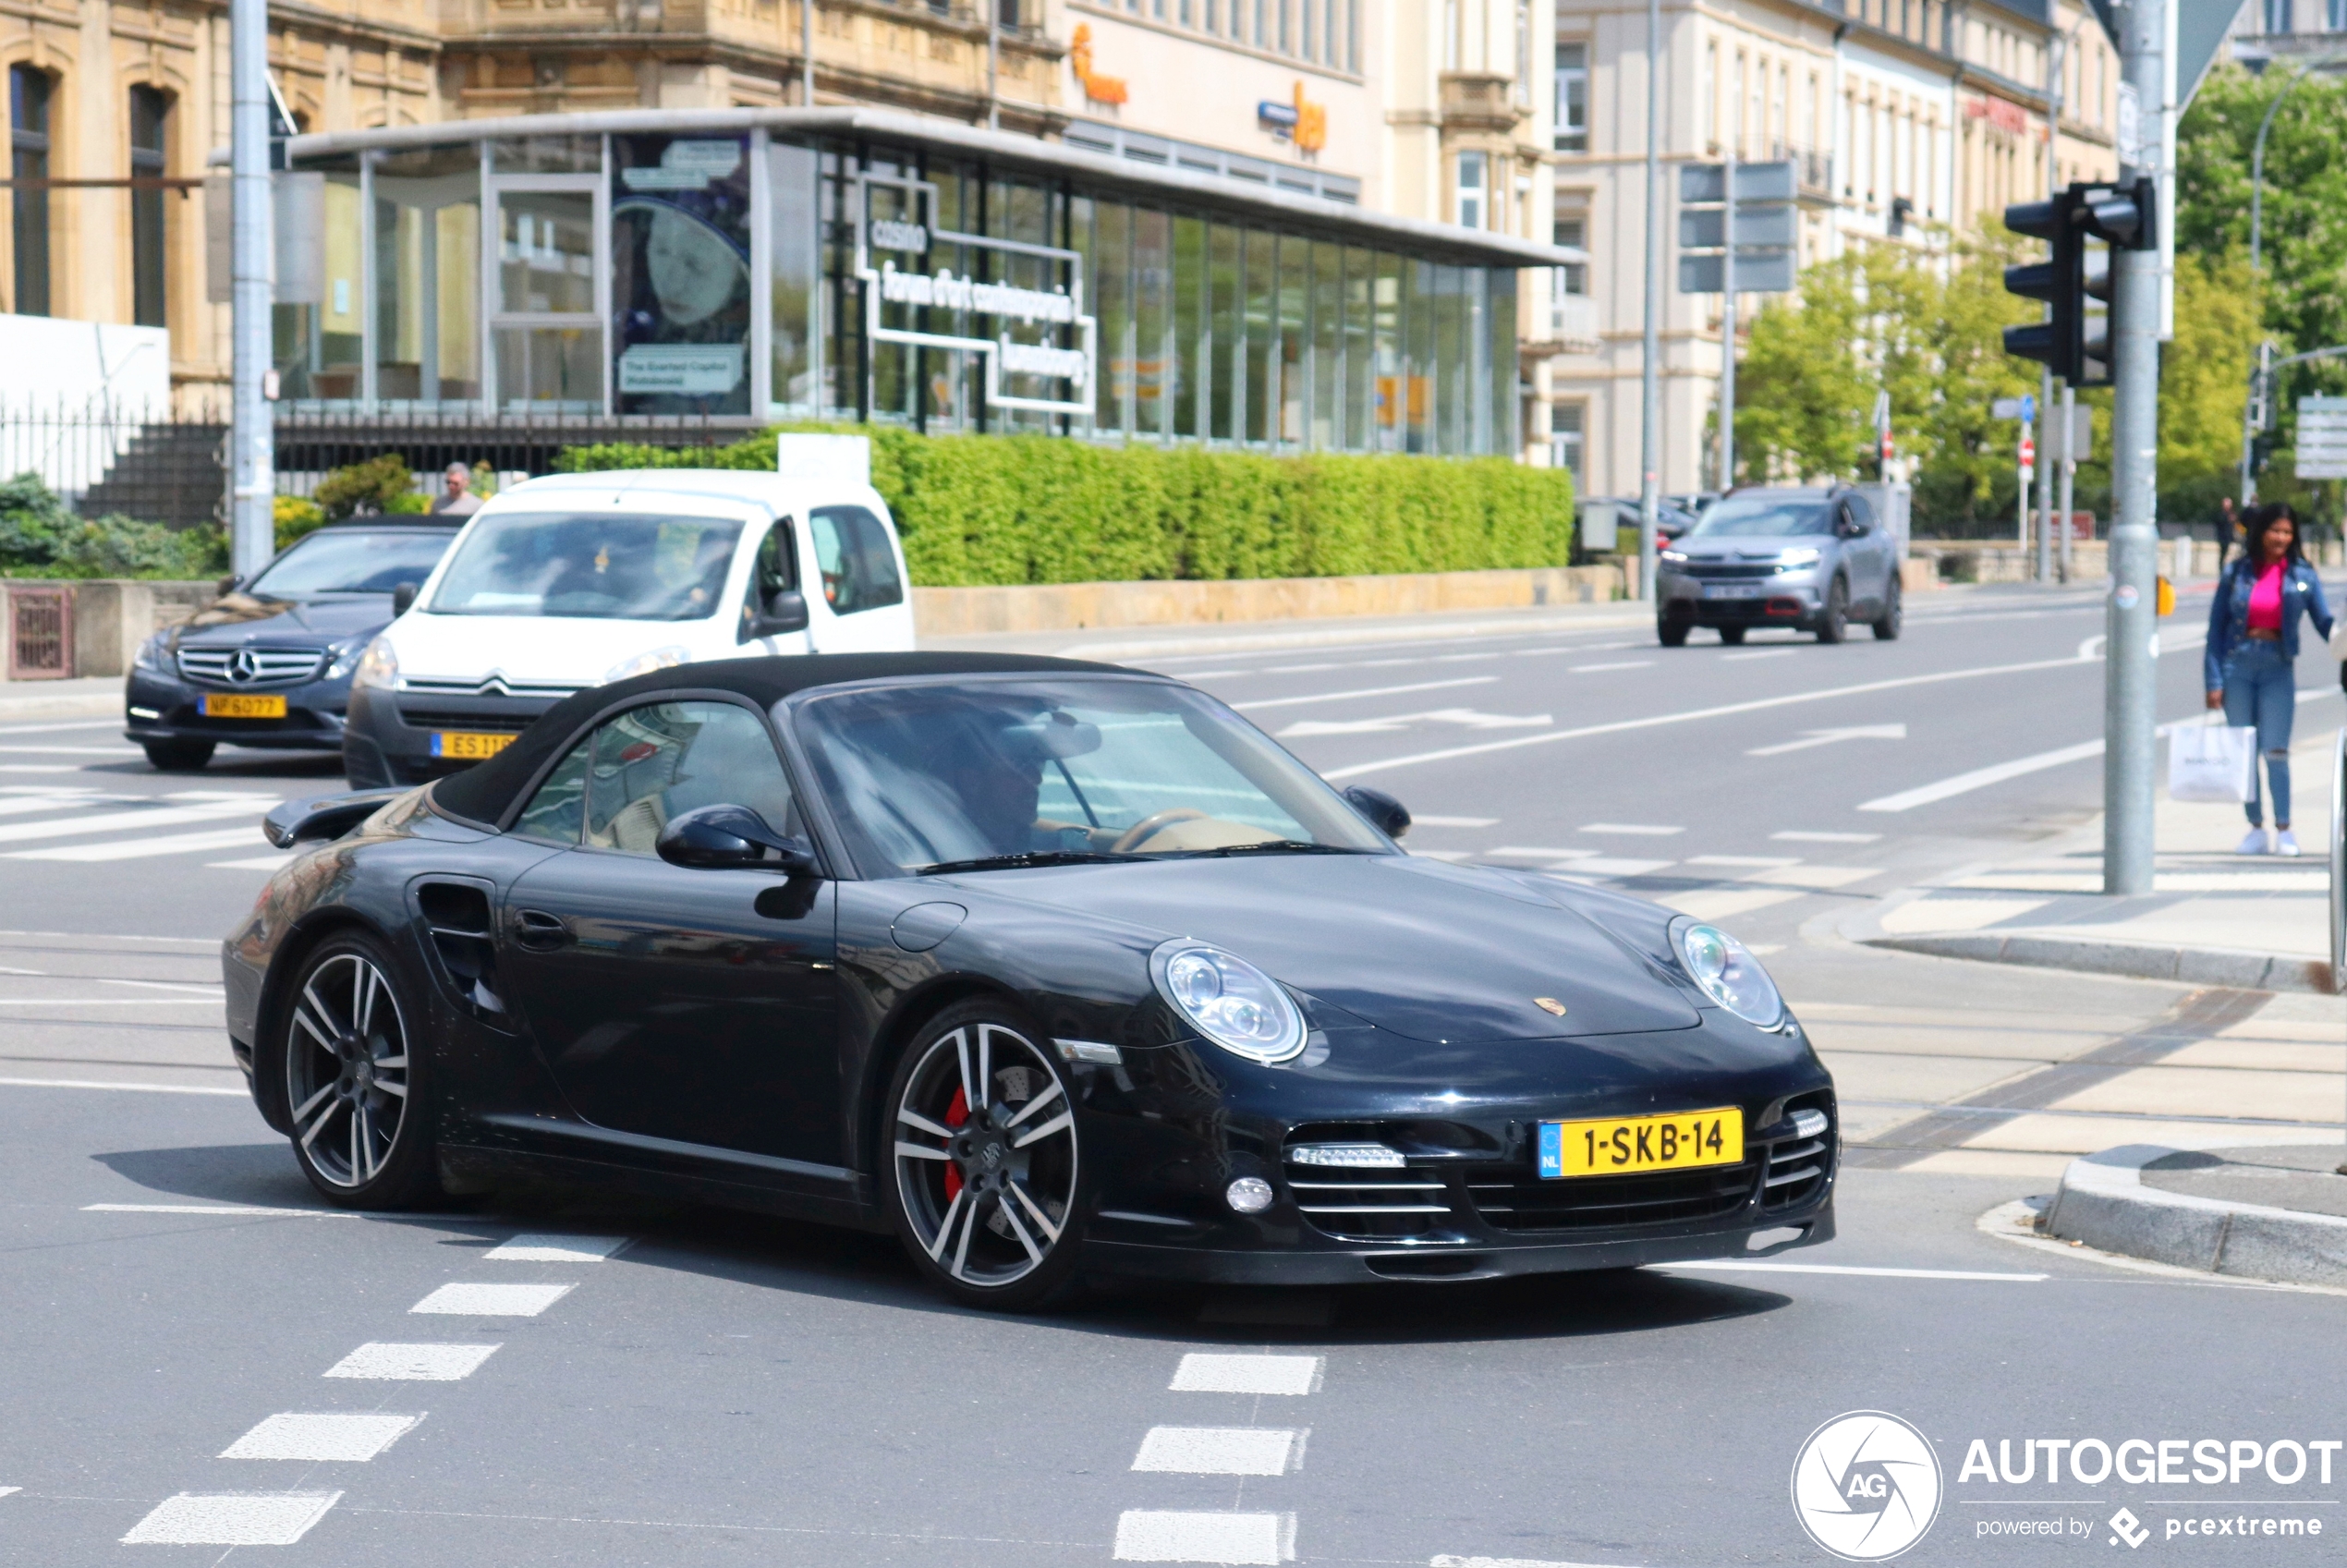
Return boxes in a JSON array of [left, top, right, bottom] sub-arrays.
[[125, 668, 352, 752], [344, 684, 571, 786], [1658, 572, 1823, 625]]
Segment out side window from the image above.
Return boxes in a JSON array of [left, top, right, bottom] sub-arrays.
[[738, 521, 799, 639], [583, 700, 797, 856], [808, 505, 906, 615], [512, 736, 590, 844]]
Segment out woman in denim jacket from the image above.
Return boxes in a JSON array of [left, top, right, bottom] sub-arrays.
[[2204, 503, 2334, 855]]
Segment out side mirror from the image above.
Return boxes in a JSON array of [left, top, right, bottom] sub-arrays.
[[1342, 784, 1412, 840], [655, 802, 821, 874], [753, 589, 810, 638], [217, 575, 242, 596], [391, 582, 419, 616]]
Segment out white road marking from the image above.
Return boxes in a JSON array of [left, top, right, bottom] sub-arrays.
[[1281, 708, 1550, 738], [10, 824, 272, 861], [1579, 822, 1684, 835], [1484, 845, 1599, 860], [0, 794, 109, 819], [85, 1204, 347, 1216], [1432, 1557, 1645, 1567], [1746, 723, 1907, 757], [1170, 1353, 1321, 1395], [1, 1077, 242, 1095], [1742, 863, 1881, 889], [1655, 1261, 2047, 1281], [0, 998, 223, 1005], [121, 1492, 342, 1546], [0, 765, 78, 772], [1720, 649, 1797, 662], [485, 1234, 631, 1263], [0, 797, 271, 845], [1857, 739, 2103, 812], [1113, 1510, 1294, 1564], [1558, 857, 1674, 876], [101, 978, 225, 994], [221, 1412, 422, 1462], [1232, 676, 1497, 711], [1684, 855, 1800, 868], [1665, 887, 1805, 921], [325, 1343, 501, 1381], [209, 854, 296, 870], [0, 745, 142, 755], [1131, 1427, 1304, 1476], [1409, 815, 1500, 828], [1321, 648, 2098, 780], [1567, 660, 1654, 673], [410, 1282, 575, 1317], [1771, 830, 1880, 843], [0, 720, 122, 735]]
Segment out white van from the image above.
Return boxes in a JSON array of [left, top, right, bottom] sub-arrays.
[[342, 439, 915, 786]]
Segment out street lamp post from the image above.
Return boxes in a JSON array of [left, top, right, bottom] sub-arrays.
[[1638, 0, 1662, 603]]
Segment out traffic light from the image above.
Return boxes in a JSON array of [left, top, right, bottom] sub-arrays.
[[2001, 179, 2156, 390]]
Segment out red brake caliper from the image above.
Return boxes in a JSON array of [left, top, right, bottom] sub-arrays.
[[942, 1087, 969, 1201]]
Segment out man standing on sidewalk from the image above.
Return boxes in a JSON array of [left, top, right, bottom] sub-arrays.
[[431, 462, 484, 517]]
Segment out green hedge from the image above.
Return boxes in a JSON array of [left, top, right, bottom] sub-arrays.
[[555, 426, 1574, 588]]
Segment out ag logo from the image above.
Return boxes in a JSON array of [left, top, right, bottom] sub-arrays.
[[1790, 1411, 1942, 1562]]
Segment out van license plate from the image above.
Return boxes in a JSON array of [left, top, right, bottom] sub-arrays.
[[430, 731, 514, 760], [1703, 584, 1765, 600], [1538, 1109, 1744, 1178], [199, 694, 286, 719]]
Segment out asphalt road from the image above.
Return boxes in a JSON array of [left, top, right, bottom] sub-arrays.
[[1, 580, 2343, 1566]]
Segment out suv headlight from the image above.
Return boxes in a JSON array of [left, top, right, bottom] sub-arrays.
[[1660, 549, 1689, 564], [604, 646, 691, 685], [132, 631, 168, 673], [1150, 940, 1307, 1064], [1777, 548, 1822, 568], [1670, 918, 1785, 1027], [351, 637, 398, 690]]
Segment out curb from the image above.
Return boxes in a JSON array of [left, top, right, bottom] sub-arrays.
[[2046, 1145, 2347, 1287], [1865, 931, 2335, 996]]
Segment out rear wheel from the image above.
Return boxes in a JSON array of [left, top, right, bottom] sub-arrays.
[[142, 739, 214, 772], [1872, 576, 1903, 640], [1717, 626, 1747, 646], [884, 1003, 1087, 1312], [1658, 609, 1692, 648], [1815, 577, 1849, 644], [274, 933, 441, 1209]]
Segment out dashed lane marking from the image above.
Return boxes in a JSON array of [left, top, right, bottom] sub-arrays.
[[1113, 1509, 1295, 1564], [1409, 815, 1500, 828], [1169, 1354, 1322, 1395], [121, 1492, 343, 1546], [1132, 1427, 1304, 1477], [325, 1343, 501, 1381], [1654, 1261, 2047, 1282], [1580, 822, 1684, 835], [1771, 830, 1880, 843], [85, 1204, 350, 1216], [410, 1282, 575, 1317], [1231, 676, 1496, 711], [1566, 661, 1653, 673], [221, 1413, 421, 1462], [1857, 738, 2104, 812], [485, 1234, 630, 1263], [5, 1078, 242, 1095], [208, 854, 295, 870]]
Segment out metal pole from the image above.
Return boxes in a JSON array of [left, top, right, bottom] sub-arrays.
[[229, 0, 274, 583], [1639, 0, 1661, 602], [803, 0, 817, 105], [1719, 143, 1735, 492], [2058, 383, 2076, 580], [2037, 30, 2062, 586], [2105, 0, 2165, 898]]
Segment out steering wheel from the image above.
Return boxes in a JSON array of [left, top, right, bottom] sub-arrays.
[[1111, 808, 1209, 854]]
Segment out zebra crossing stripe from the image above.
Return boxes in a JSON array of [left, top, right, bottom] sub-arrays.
[[0, 798, 275, 845], [10, 825, 271, 862]]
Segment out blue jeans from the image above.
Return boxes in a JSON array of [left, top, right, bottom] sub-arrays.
[[2220, 638, 2295, 826]]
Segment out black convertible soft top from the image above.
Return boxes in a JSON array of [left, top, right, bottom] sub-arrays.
[[428, 652, 1130, 828]]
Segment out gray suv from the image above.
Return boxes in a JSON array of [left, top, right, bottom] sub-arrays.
[[1655, 485, 1902, 646]]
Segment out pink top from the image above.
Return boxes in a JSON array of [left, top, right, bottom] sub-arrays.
[[2246, 563, 2285, 632]]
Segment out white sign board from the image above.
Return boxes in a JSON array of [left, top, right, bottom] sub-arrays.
[[2295, 395, 2347, 481]]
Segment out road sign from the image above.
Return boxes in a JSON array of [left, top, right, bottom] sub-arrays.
[[1677, 251, 1796, 295], [2296, 395, 2347, 480], [1677, 205, 1798, 250], [1991, 395, 2037, 421], [2020, 434, 2036, 468], [2041, 404, 2094, 463], [1677, 160, 1797, 298]]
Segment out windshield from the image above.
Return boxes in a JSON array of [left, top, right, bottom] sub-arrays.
[[248, 529, 455, 596], [1687, 496, 1835, 539], [427, 512, 743, 620], [793, 677, 1392, 877]]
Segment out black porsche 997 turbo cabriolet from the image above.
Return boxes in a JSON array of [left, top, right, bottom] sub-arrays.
[[225, 653, 1836, 1309]]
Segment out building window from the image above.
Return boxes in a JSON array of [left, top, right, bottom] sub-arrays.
[[130, 87, 171, 331], [1551, 403, 1585, 487], [1553, 217, 1587, 295], [1456, 152, 1487, 229], [1515, 0, 1532, 105], [10, 66, 53, 318], [1555, 43, 1588, 152], [2331, 0, 2345, 30], [2265, 0, 2290, 30]]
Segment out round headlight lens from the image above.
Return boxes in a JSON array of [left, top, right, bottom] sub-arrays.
[[1151, 942, 1307, 1064], [132, 631, 168, 672], [1672, 919, 1785, 1027], [351, 636, 398, 690]]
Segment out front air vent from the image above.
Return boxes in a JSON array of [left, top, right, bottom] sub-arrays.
[[1761, 1092, 1835, 1211], [1282, 1163, 1455, 1242], [1465, 1161, 1758, 1232], [178, 647, 327, 686], [416, 881, 509, 1026]]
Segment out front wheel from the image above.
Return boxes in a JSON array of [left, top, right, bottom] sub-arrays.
[[883, 1003, 1088, 1311], [273, 934, 441, 1209], [143, 739, 214, 772], [1658, 609, 1692, 648], [1815, 578, 1849, 644], [1872, 576, 1903, 640]]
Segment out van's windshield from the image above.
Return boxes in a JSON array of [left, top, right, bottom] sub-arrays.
[[426, 512, 743, 621]]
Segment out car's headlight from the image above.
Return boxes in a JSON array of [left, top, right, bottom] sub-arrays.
[[1660, 549, 1688, 564], [1671, 918, 1785, 1027], [1777, 548, 1822, 568], [322, 638, 365, 679], [604, 646, 691, 685], [1150, 940, 1307, 1064], [351, 637, 398, 690], [132, 632, 168, 673]]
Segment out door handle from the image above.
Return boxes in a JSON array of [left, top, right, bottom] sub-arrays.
[[512, 909, 571, 950]]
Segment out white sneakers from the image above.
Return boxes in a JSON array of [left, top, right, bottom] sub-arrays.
[[2235, 828, 2270, 856], [2275, 830, 2302, 857]]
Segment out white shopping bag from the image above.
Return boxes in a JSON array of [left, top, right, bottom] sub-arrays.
[[2167, 717, 2256, 803]]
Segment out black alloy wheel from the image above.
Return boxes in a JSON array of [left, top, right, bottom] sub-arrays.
[[1717, 625, 1747, 646], [277, 935, 439, 1208], [1872, 576, 1903, 640], [1815, 577, 1849, 644], [1657, 608, 1693, 648], [885, 1003, 1087, 1310], [142, 739, 215, 771]]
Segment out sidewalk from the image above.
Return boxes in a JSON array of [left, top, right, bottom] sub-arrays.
[[2041, 1140, 2347, 1286], [0, 676, 124, 722]]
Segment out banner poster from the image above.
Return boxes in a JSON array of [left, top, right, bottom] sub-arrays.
[[612, 135, 753, 414]]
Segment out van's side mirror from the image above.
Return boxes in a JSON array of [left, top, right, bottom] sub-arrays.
[[391, 582, 418, 615], [754, 589, 810, 638], [1342, 784, 1411, 840], [655, 803, 820, 874]]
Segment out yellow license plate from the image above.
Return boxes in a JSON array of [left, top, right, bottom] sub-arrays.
[[430, 730, 515, 760], [1538, 1108, 1744, 1178], [199, 693, 286, 719]]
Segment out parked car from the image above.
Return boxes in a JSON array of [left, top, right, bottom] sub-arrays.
[[231, 653, 1838, 1309], [125, 517, 462, 771], [1576, 496, 1700, 552], [341, 458, 914, 788], [1655, 485, 1902, 646]]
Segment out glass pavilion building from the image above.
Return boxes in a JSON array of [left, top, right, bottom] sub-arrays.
[[258, 108, 1576, 458]]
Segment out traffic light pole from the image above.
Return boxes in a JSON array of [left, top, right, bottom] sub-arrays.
[[1638, 0, 1661, 604], [1718, 145, 1736, 493], [2105, 0, 2166, 898], [229, 0, 274, 583]]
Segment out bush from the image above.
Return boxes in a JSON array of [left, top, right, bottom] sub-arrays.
[[274, 494, 326, 550], [0, 472, 226, 580], [555, 426, 1575, 587], [314, 454, 420, 520]]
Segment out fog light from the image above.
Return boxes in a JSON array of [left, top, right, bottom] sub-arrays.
[[128, 707, 161, 720], [1225, 1177, 1274, 1213], [1790, 1109, 1829, 1139]]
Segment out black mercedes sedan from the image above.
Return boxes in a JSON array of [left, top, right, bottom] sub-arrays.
[[126, 518, 459, 771], [223, 653, 1836, 1309]]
